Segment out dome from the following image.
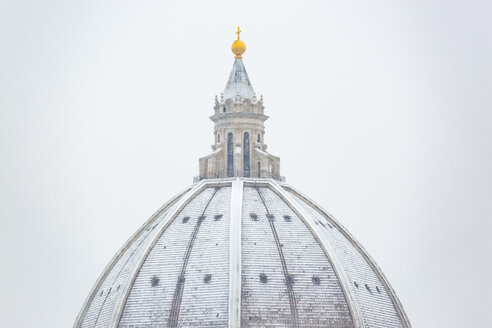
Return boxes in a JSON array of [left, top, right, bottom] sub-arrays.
[[75, 179, 410, 328], [75, 29, 411, 328]]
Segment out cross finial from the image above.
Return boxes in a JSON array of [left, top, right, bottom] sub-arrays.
[[236, 26, 241, 40]]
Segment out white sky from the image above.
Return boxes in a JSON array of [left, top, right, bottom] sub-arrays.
[[1, 1, 491, 327]]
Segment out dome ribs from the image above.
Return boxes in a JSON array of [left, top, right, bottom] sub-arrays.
[[77, 189, 188, 328], [254, 186, 300, 328], [265, 181, 360, 328], [167, 187, 221, 328], [115, 182, 231, 328], [76, 179, 409, 328], [281, 184, 410, 328]]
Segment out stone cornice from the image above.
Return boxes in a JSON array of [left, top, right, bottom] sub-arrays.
[[209, 112, 269, 123]]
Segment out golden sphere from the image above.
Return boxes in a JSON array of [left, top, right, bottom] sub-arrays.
[[231, 39, 246, 58]]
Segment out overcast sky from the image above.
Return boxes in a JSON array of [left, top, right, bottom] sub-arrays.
[[1, 1, 491, 327]]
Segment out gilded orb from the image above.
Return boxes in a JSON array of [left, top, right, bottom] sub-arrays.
[[231, 39, 246, 59]]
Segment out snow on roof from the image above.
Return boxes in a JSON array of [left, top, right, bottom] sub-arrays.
[[255, 147, 270, 156], [75, 178, 410, 328], [223, 59, 255, 100]]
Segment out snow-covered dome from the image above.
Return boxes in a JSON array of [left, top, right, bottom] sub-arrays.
[[75, 29, 411, 328], [75, 179, 410, 328]]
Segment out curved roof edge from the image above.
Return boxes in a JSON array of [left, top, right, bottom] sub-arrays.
[[109, 179, 233, 328], [281, 183, 412, 328], [73, 186, 191, 328], [74, 178, 410, 328]]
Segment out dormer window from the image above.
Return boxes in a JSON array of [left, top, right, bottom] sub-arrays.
[[257, 134, 261, 143], [223, 107, 226, 112], [217, 134, 220, 143]]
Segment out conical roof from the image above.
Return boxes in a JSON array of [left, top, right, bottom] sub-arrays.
[[223, 59, 255, 100]]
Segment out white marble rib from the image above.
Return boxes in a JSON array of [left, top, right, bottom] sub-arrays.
[[228, 178, 243, 328], [267, 179, 365, 328], [75, 177, 410, 327], [283, 184, 412, 328], [73, 186, 190, 328], [107, 180, 210, 328]]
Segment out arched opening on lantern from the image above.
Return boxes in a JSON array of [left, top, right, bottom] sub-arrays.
[[227, 132, 234, 177], [243, 132, 250, 177]]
